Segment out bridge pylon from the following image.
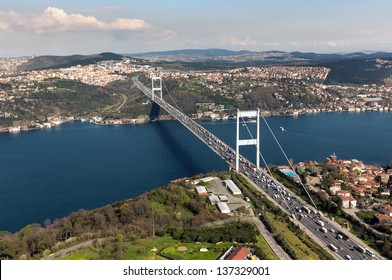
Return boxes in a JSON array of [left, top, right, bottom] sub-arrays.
[[236, 108, 260, 172], [151, 76, 163, 101]]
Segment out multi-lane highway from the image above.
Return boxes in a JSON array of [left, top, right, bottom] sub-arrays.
[[244, 169, 378, 260], [133, 76, 382, 260]]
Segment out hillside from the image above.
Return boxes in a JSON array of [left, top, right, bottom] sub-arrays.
[[0, 171, 336, 260], [17, 52, 124, 71], [322, 58, 392, 85], [132, 49, 392, 85], [0, 174, 228, 260], [131, 48, 254, 57]]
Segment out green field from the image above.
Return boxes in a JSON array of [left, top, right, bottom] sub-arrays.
[[160, 241, 232, 260], [60, 236, 233, 260]]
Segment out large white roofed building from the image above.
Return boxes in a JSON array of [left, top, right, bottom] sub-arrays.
[[224, 180, 242, 195], [217, 202, 231, 214]]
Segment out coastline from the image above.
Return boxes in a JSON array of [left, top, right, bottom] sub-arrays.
[[1, 109, 392, 135]]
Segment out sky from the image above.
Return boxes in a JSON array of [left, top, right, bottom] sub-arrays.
[[1, 0, 392, 57]]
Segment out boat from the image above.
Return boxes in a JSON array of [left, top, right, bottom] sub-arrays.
[[279, 126, 285, 131]]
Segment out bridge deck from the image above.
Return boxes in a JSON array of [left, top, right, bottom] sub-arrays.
[[133, 76, 241, 170]]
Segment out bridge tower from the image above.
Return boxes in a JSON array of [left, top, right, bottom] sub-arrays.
[[150, 76, 163, 120], [151, 76, 162, 101], [236, 109, 260, 172]]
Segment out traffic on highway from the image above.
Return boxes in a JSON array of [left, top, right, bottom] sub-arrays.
[[133, 76, 380, 260]]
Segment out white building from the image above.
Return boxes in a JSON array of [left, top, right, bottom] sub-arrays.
[[217, 202, 231, 214], [224, 180, 242, 195], [208, 194, 220, 205], [196, 186, 207, 195], [191, 176, 215, 185]]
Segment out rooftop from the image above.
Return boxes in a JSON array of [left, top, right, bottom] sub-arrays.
[[226, 247, 250, 260]]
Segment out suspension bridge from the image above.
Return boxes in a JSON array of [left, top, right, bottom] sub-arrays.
[[132, 75, 383, 260], [133, 76, 241, 172]]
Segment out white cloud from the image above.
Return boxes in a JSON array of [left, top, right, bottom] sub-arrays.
[[262, 42, 280, 47], [0, 7, 163, 34], [289, 41, 351, 49], [220, 36, 256, 47], [109, 18, 149, 30], [0, 21, 10, 31], [325, 41, 350, 47]]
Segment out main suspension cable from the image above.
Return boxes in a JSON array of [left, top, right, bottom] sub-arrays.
[[259, 111, 318, 210]]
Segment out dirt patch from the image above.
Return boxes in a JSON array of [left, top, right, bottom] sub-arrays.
[[177, 246, 188, 252]]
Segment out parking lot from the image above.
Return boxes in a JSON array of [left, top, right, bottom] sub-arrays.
[[208, 178, 250, 213]]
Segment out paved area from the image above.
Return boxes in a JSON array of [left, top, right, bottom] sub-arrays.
[[208, 179, 248, 212]]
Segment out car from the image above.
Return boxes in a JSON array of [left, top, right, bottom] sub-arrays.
[[344, 254, 352, 260]]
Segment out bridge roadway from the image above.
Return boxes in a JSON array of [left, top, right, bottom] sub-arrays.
[[133, 77, 383, 260]]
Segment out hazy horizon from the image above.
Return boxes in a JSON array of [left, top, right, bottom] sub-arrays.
[[1, 0, 392, 57], [3, 48, 392, 59]]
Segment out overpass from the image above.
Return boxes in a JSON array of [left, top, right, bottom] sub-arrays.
[[132, 76, 383, 260]]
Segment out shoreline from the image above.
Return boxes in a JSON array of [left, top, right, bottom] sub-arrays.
[[1, 110, 392, 135]]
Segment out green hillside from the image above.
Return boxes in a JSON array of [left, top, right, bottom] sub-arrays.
[[17, 52, 124, 71]]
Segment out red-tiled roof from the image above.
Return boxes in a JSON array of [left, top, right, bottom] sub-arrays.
[[226, 247, 250, 260], [380, 204, 392, 213], [375, 214, 392, 221]]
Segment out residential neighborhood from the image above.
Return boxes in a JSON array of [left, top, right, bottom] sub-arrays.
[[296, 154, 392, 230], [2, 55, 392, 133]]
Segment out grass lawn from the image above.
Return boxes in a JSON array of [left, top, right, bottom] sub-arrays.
[[160, 241, 231, 260], [266, 212, 320, 260], [124, 235, 178, 260], [60, 236, 175, 260], [61, 235, 233, 260]]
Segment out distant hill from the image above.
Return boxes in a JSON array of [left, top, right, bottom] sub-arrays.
[[130, 48, 392, 85], [130, 48, 254, 57], [132, 48, 392, 61], [321, 58, 392, 85], [293, 51, 392, 61], [17, 52, 124, 71], [15, 48, 392, 86]]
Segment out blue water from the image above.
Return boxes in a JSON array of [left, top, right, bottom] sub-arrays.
[[282, 171, 297, 177], [0, 112, 391, 232]]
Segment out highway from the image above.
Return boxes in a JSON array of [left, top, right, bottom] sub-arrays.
[[133, 76, 382, 260], [249, 174, 377, 260]]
